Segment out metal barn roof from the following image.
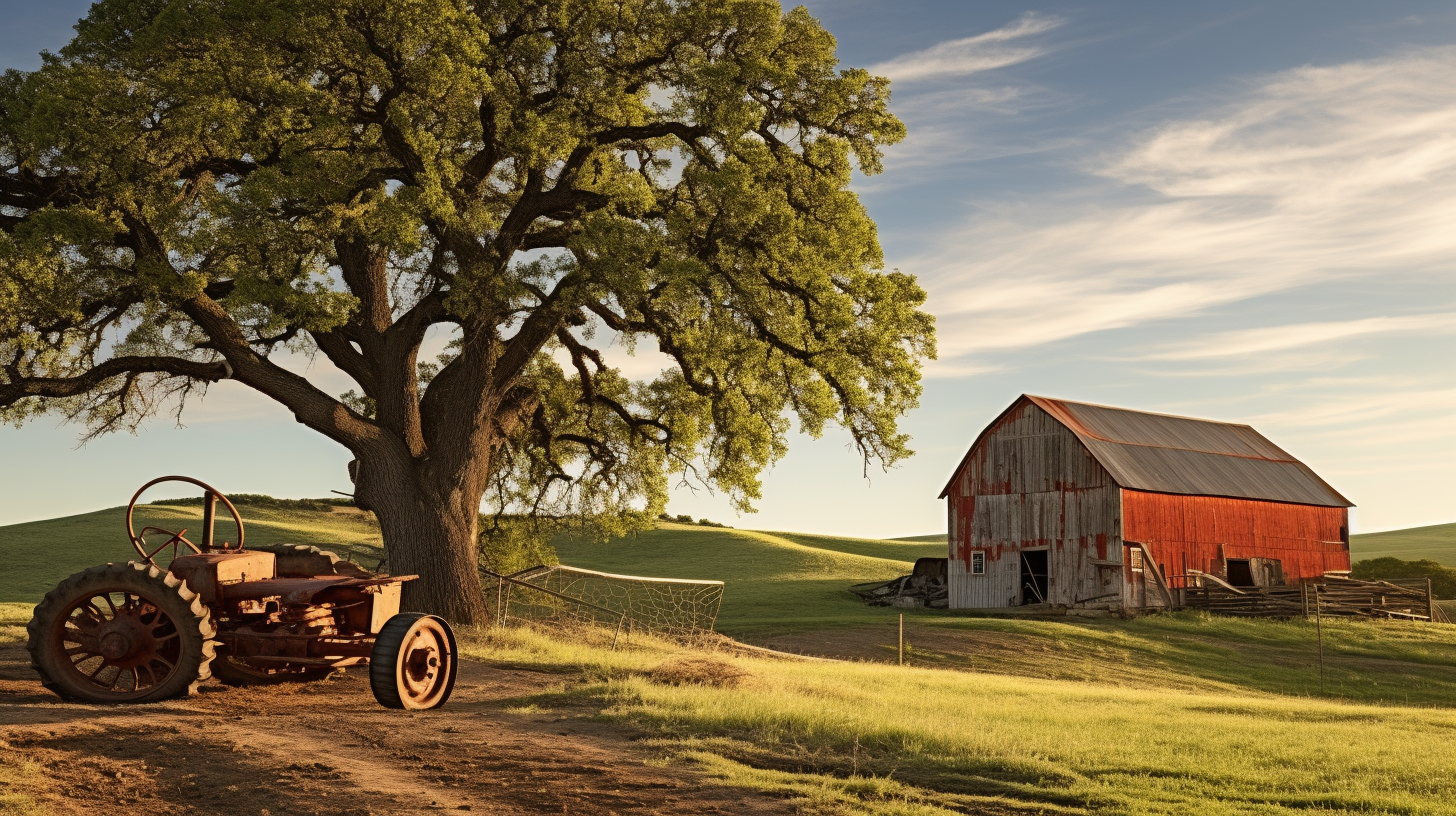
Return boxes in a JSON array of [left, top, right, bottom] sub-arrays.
[[942, 395, 1353, 508]]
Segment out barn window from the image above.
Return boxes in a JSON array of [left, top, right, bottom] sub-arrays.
[[971, 551, 986, 575]]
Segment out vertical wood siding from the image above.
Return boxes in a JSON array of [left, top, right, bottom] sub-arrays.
[[947, 402, 1122, 609], [1121, 491, 1350, 583]]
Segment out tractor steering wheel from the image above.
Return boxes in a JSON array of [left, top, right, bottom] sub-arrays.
[[126, 476, 246, 566]]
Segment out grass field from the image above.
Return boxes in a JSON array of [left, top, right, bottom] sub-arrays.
[[468, 622, 1456, 815], [8, 505, 1456, 814], [7, 601, 1456, 815]]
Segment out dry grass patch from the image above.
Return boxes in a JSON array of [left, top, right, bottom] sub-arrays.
[[648, 657, 749, 688], [0, 740, 50, 816]]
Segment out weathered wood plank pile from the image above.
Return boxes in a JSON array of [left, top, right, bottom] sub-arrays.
[[1184, 573, 1449, 623], [850, 558, 950, 609]]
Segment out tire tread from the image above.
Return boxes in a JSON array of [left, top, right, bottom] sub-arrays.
[[27, 561, 217, 702]]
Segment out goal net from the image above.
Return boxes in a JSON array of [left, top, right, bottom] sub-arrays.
[[482, 564, 724, 638]]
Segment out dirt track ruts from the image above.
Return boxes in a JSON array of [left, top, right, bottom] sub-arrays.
[[0, 642, 789, 815]]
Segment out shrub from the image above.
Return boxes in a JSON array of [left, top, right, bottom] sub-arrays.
[[1352, 557, 1456, 599]]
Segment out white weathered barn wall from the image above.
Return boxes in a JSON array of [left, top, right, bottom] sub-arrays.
[[946, 402, 1123, 609]]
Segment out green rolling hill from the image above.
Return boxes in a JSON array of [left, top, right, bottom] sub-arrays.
[[9, 504, 1456, 714], [1351, 522, 1456, 565], [0, 504, 939, 636], [555, 523, 943, 633], [4, 499, 1452, 631], [0, 503, 384, 604]]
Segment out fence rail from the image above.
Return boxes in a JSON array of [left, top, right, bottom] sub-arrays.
[[1182, 574, 1448, 623]]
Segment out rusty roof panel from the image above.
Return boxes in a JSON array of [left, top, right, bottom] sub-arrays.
[[1027, 396, 1353, 507]]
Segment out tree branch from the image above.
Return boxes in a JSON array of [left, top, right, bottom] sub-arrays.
[[0, 356, 228, 406]]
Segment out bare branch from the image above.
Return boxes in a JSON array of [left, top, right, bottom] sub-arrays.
[[0, 356, 228, 407]]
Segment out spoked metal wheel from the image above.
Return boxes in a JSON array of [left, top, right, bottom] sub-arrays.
[[27, 562, 215, 703], [369, 613, 457, 710]]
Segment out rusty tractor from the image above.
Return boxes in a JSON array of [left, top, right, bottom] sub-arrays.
[[27, 476, 457, 710]]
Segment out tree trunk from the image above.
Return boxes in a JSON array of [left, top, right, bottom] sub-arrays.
[[355, 451, 490, 625]]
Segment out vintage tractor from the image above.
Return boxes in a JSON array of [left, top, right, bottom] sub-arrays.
[[26, 476, 457, 710]]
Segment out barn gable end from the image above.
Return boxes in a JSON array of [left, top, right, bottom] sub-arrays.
[[944, 399, 1121, 609]]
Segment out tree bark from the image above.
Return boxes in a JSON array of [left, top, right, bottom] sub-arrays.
[[353, 446, 491, 626]]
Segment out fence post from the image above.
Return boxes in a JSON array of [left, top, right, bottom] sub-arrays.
[[898, 613, 904, 666], [1315, 585, 1325, 695], [1427, 578, 1435, 623]]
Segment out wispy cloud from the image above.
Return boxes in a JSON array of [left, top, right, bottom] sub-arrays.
[[914, 48, 1456, 368], [868, 13, 1065, 83], [1145, 313, 1456, 361], [1249, 385, 1456, 429]]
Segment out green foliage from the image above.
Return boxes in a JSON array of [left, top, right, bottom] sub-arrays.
[[478, 515, 561, 575], [0, 0, 932, 546], [1353, 556, 1456, 598]]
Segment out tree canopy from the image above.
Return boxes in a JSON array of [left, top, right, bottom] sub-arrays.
[[0, 0, 934, 618]]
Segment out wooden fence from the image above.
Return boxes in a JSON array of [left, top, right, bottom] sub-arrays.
[[1181, 572, 1450, 623]]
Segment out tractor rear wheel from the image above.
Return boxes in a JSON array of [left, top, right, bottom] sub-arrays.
[[27, 562, 216, 703], [369, 613, 457, 710]]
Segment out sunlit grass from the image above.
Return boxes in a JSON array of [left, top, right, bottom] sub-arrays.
[[0, 745, 49, 816], [885, 611, 1456, 706], [0, 603, 29, 645], [462, 624, 1456, 816]]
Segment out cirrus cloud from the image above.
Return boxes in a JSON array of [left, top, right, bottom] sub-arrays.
[[914, 48, 1456, 371], [868, 12, 1065, 83]]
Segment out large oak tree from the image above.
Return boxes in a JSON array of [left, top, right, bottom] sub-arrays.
[[0, 0, 934, 622]]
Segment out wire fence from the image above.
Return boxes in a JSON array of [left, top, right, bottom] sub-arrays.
[[482, 564, 724, 639]]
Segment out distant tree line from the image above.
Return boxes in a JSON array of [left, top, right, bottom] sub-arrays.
[[658, 513, 731, 529], [1353, 558, 1456, 599], [148, 494, 353, 512]]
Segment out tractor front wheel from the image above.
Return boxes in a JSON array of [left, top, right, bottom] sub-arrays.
[[369, 613, 457, 710], [27, 562, 216, 703]]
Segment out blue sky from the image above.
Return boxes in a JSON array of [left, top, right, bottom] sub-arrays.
[[3, 1, 1455, 537]]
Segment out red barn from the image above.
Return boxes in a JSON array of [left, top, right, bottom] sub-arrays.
[[940, 395, 1353, 611]]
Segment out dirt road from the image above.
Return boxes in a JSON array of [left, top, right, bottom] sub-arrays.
[[0, 642, 789, 816]]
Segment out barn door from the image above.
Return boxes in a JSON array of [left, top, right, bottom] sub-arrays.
[[1019, 549, 1049, 605], [1126, 545, 1146, 608]]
